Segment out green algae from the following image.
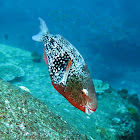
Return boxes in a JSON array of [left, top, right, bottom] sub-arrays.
[[128, 107, 137, 114], [127, 106, 140, 121], [0, 79, 87, 139]]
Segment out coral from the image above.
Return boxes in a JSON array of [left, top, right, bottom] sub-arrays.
[[31, 51, 42, 63], [118, 89, 140, 110], [93, 79, 110, 93], [0, 44, 138, 140], [127, 94, 140, 109], [110, 115, 135, 140], [0, 51, 9, 64], [117, 89, 129, 99], [0, 63, 25, 81]]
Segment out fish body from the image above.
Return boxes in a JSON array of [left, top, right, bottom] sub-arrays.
[[32, 18, 97, 115]]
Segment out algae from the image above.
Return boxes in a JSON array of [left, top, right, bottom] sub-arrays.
[[127, 106, 140, 121]]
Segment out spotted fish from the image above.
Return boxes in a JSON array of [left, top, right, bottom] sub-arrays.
[[32, 18, 97, 115]]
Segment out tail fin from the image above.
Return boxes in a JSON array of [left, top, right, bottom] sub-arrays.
[[32, 17, 49, 42]]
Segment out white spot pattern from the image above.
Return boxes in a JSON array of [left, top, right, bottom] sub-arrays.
[[41, 34, 86, 86]]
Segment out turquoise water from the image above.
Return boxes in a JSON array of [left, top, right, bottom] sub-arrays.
[[0, 0, 140, 139]]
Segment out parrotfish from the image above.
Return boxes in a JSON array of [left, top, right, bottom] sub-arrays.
[[32, 18, 97, 115]]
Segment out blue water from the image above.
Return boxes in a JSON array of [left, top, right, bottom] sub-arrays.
[[0, 0, 139, 97], [0, 0, 140, 138]]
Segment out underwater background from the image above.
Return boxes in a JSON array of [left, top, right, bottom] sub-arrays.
[[0, 0, 140, 139], [1, 0, 140, 97]]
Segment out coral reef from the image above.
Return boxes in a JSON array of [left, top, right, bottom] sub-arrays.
[[0, 79, 87, 139], [0, 63, 25, 81], [0, 51, 9, 63], [118, 89, 140, 111], [0, 44, 139, 140], [127, 94, 140, 110]]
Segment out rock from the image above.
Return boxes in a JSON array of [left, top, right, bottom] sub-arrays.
[[0, 63, 25, 81], [19, 86, 31, 93], [31, 51, 42, 63], [112, 117, 121, 124], [0, 79, 87, 139]]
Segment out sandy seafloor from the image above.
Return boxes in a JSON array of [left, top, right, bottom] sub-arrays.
[[0, 43, 140, 140]]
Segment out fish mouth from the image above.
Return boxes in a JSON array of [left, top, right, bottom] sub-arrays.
[[85, 105, 94, 115]]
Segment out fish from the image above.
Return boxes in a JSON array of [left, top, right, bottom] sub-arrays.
[[32, 17, 97, 115]]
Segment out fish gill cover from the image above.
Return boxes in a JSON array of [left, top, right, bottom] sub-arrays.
[[0, 0, 140, 139]]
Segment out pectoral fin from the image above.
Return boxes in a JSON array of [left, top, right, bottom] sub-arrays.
[[43, 48, 48, 66], [60, 60, 72, 87]]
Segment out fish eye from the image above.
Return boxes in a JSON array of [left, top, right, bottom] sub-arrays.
[[81, 91, 86, 95], [82, 89, 88, 96]]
